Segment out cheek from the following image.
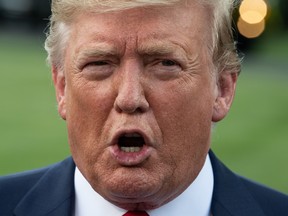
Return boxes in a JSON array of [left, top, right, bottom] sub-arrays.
[[64, 79, 115, 164], [151, 80, 214, 172], [153, 79, 215, 137], [65, 76, 115, 126]]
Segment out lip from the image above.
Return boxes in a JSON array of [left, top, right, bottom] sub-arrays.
[[109, 128, 153, 166]]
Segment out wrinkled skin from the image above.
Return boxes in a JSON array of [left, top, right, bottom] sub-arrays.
[[53, 0, 237, 211]]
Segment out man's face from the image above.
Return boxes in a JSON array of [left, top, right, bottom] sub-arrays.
[[53, 1, 236, 210]]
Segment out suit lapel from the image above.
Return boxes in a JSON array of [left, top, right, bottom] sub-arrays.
[[209, 151, 266, 216], [14, 158, 75, 216]]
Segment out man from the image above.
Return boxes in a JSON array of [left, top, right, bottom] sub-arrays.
[[0, 0, 287, 215]]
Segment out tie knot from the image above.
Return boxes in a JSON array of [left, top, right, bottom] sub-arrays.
[[123, 211, 149, 216]]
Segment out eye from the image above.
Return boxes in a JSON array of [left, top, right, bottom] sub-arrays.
[[161, 59, 178, 67], [86, 60, 109, 66], [81, 60, 114, 80], [156, 59, 181, 70], [146, 59, 182, 80]]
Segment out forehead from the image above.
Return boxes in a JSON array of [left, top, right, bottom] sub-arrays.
[[69, 1, 213, 54]]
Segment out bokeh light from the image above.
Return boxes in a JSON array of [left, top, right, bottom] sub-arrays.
[[238, 0, 268, 38], [240, 0, 268, 24], [237, 17, 265, 39]]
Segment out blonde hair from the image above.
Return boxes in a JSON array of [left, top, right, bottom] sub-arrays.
[[45, 0, 241, 74]]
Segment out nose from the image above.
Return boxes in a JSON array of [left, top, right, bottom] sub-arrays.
[[114, 64, 149, 114]]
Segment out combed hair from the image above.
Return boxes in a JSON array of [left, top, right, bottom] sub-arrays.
[[45, 0, 241, 74]]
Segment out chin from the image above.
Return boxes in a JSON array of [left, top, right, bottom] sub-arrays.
[[106, 196, 165, 211], [93, 168, 170, 209]]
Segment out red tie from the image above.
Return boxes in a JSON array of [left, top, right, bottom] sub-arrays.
[[123, 211, 149, 216]]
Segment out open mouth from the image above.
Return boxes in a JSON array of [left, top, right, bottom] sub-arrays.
[[118, 133, 145, 153]]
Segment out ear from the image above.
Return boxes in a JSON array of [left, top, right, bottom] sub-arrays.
[[212, 72, 238, 122], [52, 65, 67, 120]]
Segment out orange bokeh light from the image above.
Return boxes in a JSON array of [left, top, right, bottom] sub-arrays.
[[240, 0, 268, 24], [237, 16, 265, 39]]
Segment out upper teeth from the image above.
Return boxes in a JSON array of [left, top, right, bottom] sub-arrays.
[[120, 147, 141, 153], [124, 133, 141, 138]]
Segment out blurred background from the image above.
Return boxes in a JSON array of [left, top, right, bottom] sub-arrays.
[[0, 0, 287, 193]]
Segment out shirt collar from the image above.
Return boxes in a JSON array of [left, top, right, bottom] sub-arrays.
[[74, 155, 214, 216]]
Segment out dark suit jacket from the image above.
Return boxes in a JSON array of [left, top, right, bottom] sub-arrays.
[[1, 151, 288, 216]]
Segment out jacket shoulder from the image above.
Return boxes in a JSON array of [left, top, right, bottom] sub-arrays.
[[209, 150, 288, 216], [0, 158, 74, 216], [240, 177, 288, 214], [0, 167, 49, 215]]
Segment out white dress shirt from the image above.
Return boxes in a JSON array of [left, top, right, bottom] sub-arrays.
[[74, 155, 214, 216]]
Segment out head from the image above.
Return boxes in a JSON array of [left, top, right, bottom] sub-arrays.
[[46, 0, 240, 210]]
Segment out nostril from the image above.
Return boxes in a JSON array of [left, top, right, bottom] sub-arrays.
[[114, 102, 146, 114], [135, 107, 145, 113]]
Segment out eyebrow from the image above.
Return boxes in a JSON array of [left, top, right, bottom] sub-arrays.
[[137, 41, 187, 59], [75, 43, 119, 62], [138, 43, 174, 55]]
